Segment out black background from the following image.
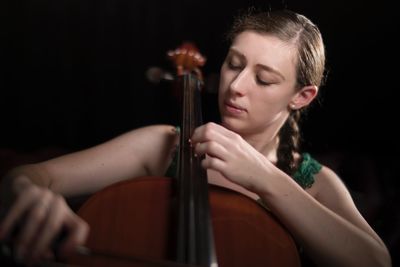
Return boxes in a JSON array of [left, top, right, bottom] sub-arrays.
[[1, 0, 399, 263]]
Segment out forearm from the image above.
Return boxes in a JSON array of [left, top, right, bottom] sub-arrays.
[[258, 176, 391, 267]]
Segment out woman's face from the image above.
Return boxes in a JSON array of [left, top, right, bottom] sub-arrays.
[[218, 31, 299, 137]]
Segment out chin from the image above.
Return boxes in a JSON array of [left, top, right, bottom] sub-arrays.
[[220, 117, 246, 134]]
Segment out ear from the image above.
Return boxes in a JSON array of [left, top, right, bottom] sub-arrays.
[[289, 85, 318, 110]]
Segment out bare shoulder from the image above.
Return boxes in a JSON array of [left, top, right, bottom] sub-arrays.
[[311, 165, 387, 245], [127, 124, 177, 136], [311, 166, 353, 212], [103, 124, 178, 153], [111, 124, 179, 176], [134, 124, 179, 151]]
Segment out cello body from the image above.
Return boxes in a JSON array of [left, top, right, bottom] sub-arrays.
[[72, 176, 300, 267]]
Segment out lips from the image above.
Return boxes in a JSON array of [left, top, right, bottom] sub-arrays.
[[224, 100, 247, 114]]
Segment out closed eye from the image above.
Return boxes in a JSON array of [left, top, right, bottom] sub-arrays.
[[227, 61, 243, 70], [256, 76, 272, 86]]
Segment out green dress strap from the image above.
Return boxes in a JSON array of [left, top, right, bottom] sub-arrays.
[[292, 153, 322, 189], [165, 126, 180, 178]]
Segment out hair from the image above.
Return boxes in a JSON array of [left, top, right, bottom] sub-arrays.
[[227, 9, 326, 176]]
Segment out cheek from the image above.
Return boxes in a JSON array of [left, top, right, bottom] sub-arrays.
[[250, 91, 291, 115], [250, 98, 290, 126]]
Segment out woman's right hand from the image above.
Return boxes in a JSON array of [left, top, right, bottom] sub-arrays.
[[0, 175, 89, 265]]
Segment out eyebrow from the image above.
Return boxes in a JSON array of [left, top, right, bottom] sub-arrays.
[[228, 48, 286, 81]]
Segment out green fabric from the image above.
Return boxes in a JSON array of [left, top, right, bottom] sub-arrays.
[[165, 151, 178, 178], [165, 127, 180, 179], [292, 153, 322, 189]]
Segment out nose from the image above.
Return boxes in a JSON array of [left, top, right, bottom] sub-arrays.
[[229, 69, 249, 96]]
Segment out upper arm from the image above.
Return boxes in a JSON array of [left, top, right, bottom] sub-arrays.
[[314, 166, 386, 247], [34, 125, 178, 197]]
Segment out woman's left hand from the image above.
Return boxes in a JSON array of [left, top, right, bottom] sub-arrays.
[[191, 122, 276, 193]]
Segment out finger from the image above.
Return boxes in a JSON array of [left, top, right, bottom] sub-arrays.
[[29, 196, 65, 261], [195, 141, 228, 160], [0, 187, 40, 240], [59, 215, 89, 257], [201, 156, 226, 173], [14, 194, 53, 261], [192, 122, 237, 147]]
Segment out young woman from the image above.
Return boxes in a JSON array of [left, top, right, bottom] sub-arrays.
[[0, 9, 391, 267]]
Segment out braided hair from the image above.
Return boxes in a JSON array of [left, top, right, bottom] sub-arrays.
[[227, 9, 326, 175], [277, 110, 301, 176]]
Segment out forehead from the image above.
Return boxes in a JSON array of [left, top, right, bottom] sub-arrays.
[[230, 31, 298, 79]]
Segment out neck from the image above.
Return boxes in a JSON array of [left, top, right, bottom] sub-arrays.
[[242, 131, 280, 164], [221, 112, 288, 164]]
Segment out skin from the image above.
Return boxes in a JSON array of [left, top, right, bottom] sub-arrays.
[[0, 31, 391, 267]]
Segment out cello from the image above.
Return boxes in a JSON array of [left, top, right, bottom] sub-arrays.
[[68, 43, 301, 267]]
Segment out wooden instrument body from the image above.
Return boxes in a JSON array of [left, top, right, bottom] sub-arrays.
[[73, 176, 300, 267]]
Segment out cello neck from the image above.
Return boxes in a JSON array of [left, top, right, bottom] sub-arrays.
[[175, 73, 217, 267], [167, 42, 217, 267]]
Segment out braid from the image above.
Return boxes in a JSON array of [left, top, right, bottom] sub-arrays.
[[276, 110, 302, 176]]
